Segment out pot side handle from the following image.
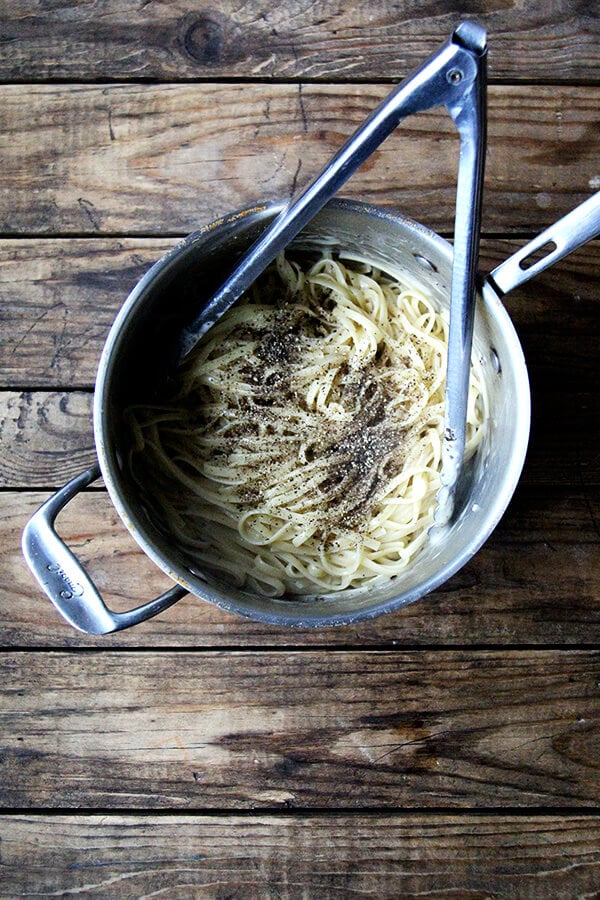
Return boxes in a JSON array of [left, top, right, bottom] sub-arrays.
[[486, 190, 600, 297], [22, 464, 188, 634]]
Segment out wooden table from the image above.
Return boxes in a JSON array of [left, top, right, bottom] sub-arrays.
[[1, 2, 599, 894]]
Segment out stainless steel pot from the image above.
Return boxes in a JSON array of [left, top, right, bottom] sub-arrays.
[[22, 195, 598, 633]]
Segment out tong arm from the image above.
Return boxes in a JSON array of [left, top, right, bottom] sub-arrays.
[[179, 22, 488, 361], [435, 24, 487, 526]]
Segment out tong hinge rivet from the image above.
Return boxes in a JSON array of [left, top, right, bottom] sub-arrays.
[[447, 68, 463, 84]]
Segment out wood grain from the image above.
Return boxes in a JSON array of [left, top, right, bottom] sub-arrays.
[[1, 650, 599, 808], [1, 0, 598, 883], [0, 391, 96, 487], [0, 238, 174, 387], [0, 84, 598, 235], [1, 814, 600, 897], [4, 485, 600, 648], [1, 1, 598, 82]]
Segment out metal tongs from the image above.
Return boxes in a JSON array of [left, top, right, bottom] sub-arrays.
[[179, 21, 489, 524]]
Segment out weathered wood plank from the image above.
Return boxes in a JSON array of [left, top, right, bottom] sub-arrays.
[[1, 1, 598, 82], [0, 84, 598, 235], [1, 814, 600, 897], [0, 238, 174, 387], [2, 238, 599, 390], [0, 391, 96, 487], [4, 486, 600, 648], [526, 389, 600, 486], [1, 650, 598, 807]]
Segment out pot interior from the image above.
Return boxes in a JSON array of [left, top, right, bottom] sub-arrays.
[[95, 199, 530, 626]]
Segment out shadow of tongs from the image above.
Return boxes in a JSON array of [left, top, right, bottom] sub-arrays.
[[179, 22, 488, 519]]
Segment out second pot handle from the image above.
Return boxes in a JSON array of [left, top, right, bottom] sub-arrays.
[[22, 465, 189, 634], [486, 190, 600, 297]]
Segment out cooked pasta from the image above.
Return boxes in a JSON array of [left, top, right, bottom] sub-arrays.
[[126, 250, 487, 597]]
